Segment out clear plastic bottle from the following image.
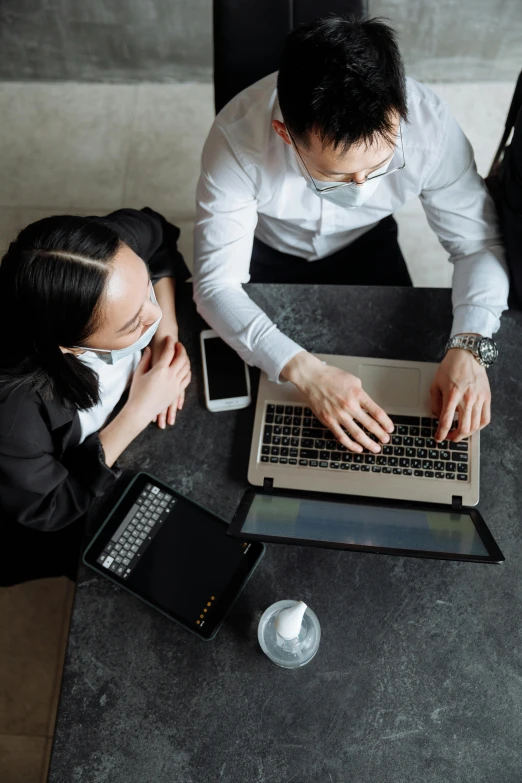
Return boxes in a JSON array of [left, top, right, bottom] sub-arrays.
[[258, 600, 321, 669]]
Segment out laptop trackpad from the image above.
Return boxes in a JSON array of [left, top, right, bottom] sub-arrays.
[[358, 364, 421, 409]]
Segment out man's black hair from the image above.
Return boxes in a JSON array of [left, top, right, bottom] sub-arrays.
[[277, 15, 408, 151]]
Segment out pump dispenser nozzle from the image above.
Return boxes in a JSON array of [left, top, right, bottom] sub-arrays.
[[275, 600, 308, 640], [258, 600, 321, 669]]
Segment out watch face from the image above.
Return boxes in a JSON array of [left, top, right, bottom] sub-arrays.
[[479, 338, 498, 365]]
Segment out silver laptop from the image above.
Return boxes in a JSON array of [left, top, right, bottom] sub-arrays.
[[247, 354, 478, 507]]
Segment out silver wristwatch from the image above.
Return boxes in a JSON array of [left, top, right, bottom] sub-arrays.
[[445, 334, 498, 368]]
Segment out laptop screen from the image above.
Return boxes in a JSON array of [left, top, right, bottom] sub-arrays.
[[240, 493, 489, 557]]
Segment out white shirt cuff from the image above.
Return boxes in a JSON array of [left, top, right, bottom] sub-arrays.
[[450, 305, 499, 338], [253, 332, 305, 383]]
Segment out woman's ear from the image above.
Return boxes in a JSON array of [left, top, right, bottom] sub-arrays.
[[272, 120, 292, 145]]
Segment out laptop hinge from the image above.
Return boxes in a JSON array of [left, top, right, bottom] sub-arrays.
[[263, 477, 274, 492], [451, 495, 463, 512]]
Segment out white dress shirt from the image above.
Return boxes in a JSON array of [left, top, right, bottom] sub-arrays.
[[194, 73, 509, 382], [77, 351, 140, 443]]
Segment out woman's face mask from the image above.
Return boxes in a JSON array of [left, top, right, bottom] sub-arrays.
[[75, 284, 162, 365]]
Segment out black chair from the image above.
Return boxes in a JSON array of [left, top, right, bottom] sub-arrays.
[[213, 0, 367, 114]]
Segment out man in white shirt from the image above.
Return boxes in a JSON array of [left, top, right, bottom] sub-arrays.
[[194, 16, 509, 457]]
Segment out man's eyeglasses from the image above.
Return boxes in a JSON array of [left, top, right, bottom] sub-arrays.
[[288, 125, 406, 194]]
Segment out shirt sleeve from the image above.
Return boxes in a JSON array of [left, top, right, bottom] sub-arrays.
[[420, 105, 510, 338], [0, 418, 120, 532], [193, 123, 304, 382]]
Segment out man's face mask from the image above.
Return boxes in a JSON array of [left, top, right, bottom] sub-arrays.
[[289, 125, 406, 209]]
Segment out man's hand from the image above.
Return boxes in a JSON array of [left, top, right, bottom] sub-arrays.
[[150, 330, 190, 428], [281, 352, 394, 453], [431, 348, 491, 443]]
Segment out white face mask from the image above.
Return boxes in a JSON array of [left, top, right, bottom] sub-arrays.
[[307, 158, 391, 209], [75, 284, 162, 365]]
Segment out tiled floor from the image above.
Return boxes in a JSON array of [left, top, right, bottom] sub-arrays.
[[0, 79, 514, 782]]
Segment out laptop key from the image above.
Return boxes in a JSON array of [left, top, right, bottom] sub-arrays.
[[331, 452, 341, 461], [397, 425, 408, 436], [284, 417, 292, 426], [281, 448, 289, 457], [388, 457, 398, 466], [361, 465, 370, 472], [417, 449, 427, 459], [406, 447, 415, 457], [340, 464, 350, 470], [391, 435, 402, 445], [440, 450, 451, 461], [434, 461, 445, 471], [382, 467, 392, 474], [421, 427, 431, 437], [302, 428, 323, 439], [315, 439, 326, 450], [320, 451, 329, 461], [292, 427, 300, 436], [354, 454, 364, 463], [290, 448, 298, 457], [403, 469, 412, 476], [377, 456, 387, 465], [422, 461, 433, 470], [279, 458, 288, 464], [294, 407, 302, 416], [451, 440, 469, 451], [276, 405, 284, 414], [452, 452, 468, 462], [457, 463, 468, 473], [372, 466, 382, 473], [275, 415, 283, 424], [446, 472, 456, 480], [282, 437, 290, 446], [271, 447, 279, 456], [273, 436, 281, 445], [300, 449, 318, 460], [394, 447, 404, 456], [299, 459, 308, 466], [319, 461, 328, 468], [393, 468, 402, 475], [267, 404, 275, 413], [457, 474, 468, 481], [399, 458, 410, 468], [429, 450, 438, 460], [283, 427, 291, 436], [390, 415, 419, 425], [309, 460, 318, 467], [350, 464, 360, 471], [435, 471, 444, 479], [414, 469, 423, 477], [291, 437, 300, 447], [270, 457, 278, 463], [365, 454, 375, 464], [342, 453, 352, 462], [289, 459, 297, 465], [446, 462, 456, 472], [301, 438, 314, 448], [424, 471, 434, 478], [330, 463, 340, 469], [421, 417, 432, 427]]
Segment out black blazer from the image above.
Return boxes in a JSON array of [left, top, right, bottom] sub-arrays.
[[0, 208, 190, 583]]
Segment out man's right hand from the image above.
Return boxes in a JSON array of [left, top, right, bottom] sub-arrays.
[[280, 351, 394, 453]]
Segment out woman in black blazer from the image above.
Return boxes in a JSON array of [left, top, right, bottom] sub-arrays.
[[0, 208, 191, 585]]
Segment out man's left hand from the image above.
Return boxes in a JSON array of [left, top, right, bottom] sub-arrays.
[[150, 328, 190, 428], [431, 348, 491, 443]]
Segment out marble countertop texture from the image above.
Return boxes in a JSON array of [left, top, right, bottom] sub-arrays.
[[48, 285, 522, 783]]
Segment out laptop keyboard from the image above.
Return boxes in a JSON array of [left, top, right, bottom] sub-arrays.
[[97, 483, 176, 578], [259, 403, 469, 483]]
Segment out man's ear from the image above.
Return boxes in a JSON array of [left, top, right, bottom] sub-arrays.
[[272, 119, 292, 145]]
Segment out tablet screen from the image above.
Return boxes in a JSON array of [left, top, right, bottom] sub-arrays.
[[240, 493, 489, 557], [84, 475, 264, 639]]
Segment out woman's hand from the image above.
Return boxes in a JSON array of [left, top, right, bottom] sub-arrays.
[[127, 338, 191, 428], [150, 331, 191, 428]]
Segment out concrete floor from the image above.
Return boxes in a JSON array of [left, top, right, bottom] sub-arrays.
[[0, 79, 514, 782]]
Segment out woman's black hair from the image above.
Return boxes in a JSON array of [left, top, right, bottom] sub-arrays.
[[277, 15, 408, 152], [0, 215, 123, 410]]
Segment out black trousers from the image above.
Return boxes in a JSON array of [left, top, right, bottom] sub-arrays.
[[249, 215, 412, 285]]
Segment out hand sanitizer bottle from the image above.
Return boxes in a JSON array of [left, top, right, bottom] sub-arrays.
[[258, 600, 321, 669]]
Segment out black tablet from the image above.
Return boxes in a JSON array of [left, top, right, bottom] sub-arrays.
[[83, 473, 265, 640], [228, 488, 504, 564]]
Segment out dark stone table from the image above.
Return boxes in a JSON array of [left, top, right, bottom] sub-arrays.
[[49, 285, 522, 783]]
